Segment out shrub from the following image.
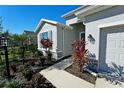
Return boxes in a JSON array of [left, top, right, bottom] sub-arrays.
[[10, 63, 17, 72], [37, 51, 45, 66], [29, 61, 35, 66], [40, 39, 52, 61], [0, 82, 5, 88], [22, 67, 33, 81], [0, 65, 6, 76], [18, 65, 24, 72], [40, 39, 52, 50], [6, 79, 21, 88], [30, 73, 45, 88], [29, 44, 37, 57], [72, 39, 88, 72], [24, 62, 30, 68], [39, 56, 46, 66]]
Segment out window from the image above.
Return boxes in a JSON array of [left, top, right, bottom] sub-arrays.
[[79, 32, 85, 40], [41, 32, 48, 39]]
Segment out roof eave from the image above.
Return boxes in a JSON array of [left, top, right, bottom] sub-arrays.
[[75, 5, 114, 19], [35, 19, 58, 34], [35, 18, 72, 34], [61, 5, 89, 19]]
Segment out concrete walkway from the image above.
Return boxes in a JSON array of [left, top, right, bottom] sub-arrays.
[[40, 58, 124, 88], [95, 78, 124, 88], [39, 58, 94, 88]]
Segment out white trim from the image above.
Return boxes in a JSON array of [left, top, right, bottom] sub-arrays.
[[35, 18, 72, 34], [61, 5, 88, 18], [98, 20, 124, 28], [75, 5, 100, 16], [41, 18, 58, 24], [38, 48, 56, 53], [62, 5, 113, 19], [75, 5, 113, 18]]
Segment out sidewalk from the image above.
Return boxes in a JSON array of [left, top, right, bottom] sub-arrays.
[[39, 58, 94, 88]]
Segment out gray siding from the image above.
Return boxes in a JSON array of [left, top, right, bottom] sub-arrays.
[[57, 27, 64, 58], [85, 6, 124, 23], [84, 6, 124, 65]]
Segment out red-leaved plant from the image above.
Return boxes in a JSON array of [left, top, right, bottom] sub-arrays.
[[72, 39, 88, 72], [40, 39, 53, 61], [40, 39, 52, 50]]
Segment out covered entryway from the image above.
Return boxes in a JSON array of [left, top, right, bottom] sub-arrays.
[[99, 25, 124, 72]]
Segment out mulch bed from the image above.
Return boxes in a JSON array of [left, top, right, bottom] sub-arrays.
[[0, 58, 56, 88], [65, 63, 97, 84]]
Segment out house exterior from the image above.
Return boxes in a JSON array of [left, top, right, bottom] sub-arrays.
[[23, 30, 37, 45], [62, 5, 124, 72], [35, 19, 80, 59]]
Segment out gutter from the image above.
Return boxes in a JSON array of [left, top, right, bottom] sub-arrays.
[[62, 5, 114, 20], [75, 5, 114, 18], [62, 5, 88, 19]]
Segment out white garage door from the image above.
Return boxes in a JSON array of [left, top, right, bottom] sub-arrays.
[[99, 26, 124, 71]]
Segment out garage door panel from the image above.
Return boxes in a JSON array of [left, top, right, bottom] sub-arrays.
[[119, 32, 124, 38], [119, 53, 124, 60], [107, 40, 117, 48], [106, 53, 116, 63], [100, 26, 124, 71], [119, 40, 124, 48]]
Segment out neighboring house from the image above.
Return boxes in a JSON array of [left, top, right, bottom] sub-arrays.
[[35, 19, 80, 59], [62, 5, 124, 72], [23, 30, 37, 45]]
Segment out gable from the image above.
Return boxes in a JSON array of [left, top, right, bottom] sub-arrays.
[[38, 22, 57, 34]]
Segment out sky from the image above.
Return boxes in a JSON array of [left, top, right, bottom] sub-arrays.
[[0, 5, 80, 34]]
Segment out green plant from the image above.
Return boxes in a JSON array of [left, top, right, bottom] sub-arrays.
[[18, 65, 24, 72], [22, 68, 33, 81], [39, 56, 45, 66], [22, 65, 33, 81], [0, 53, 2, 62], [29, 60, 35, 66], [72, 39, 88, 72], [0, 82, 5, 88], [0, 65, 6, 76], [6, 79, 21, 88], [37, 51, 45, 66], [10, 63, 17, 72], [30, 73, 45, 88], [29, 44, 37, 57]]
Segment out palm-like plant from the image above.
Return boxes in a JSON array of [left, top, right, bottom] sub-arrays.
[[101, 63, 124, 85]]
